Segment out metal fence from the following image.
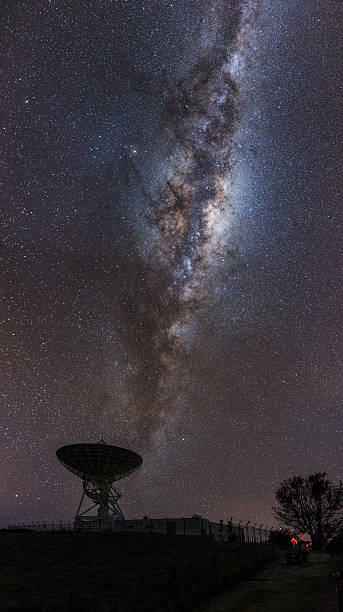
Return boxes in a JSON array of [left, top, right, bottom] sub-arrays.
[[7, 517, 272, 543]]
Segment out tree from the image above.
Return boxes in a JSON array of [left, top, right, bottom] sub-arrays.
[[273, 472, 343, 550], [269, 528, 292, 547]]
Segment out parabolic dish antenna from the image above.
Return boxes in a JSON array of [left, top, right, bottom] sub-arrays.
[[56, 439, 143, 529]]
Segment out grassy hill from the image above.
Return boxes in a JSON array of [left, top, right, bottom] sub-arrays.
[[0, 530, 274, 610]]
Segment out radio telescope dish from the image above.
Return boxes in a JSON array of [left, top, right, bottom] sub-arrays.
[[56, 439, 143, 529]]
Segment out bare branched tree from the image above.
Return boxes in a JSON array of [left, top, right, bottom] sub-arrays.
[[273, 472, 343, 550]]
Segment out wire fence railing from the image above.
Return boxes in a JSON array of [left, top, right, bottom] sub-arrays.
[[7, 517, 272, 544]]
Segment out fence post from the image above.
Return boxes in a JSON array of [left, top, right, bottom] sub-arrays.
[[246, 521, 250, 543], [228, 516, 233, 543]]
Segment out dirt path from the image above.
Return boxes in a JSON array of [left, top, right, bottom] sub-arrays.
[[195, 549, 339, 612]]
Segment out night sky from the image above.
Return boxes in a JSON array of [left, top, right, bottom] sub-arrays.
[[1, 0, 342, 528]]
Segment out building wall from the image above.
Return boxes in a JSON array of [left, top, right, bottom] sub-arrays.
[[109, 517, 264, 542], [10, 517, 269, 542]]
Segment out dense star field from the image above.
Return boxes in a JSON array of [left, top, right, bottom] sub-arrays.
[[1, 0, 342, 527]]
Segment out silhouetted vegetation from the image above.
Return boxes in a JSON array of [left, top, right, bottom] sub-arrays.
[[273, 472, 343, 550], [269, 528, 292, 547]]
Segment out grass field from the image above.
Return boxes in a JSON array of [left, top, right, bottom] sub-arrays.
[[0, 530, 272, 610], [0, 531, 201, 608]]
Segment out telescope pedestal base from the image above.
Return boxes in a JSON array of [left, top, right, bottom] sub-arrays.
[[74, 480, 124, 530]]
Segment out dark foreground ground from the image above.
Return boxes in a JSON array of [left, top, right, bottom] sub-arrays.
[[0, 530, 274, 611], [1, 531, 341, 612], [196, 547, 343, 612]]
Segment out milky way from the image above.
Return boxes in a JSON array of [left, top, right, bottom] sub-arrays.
[[122, 1, 259, 443], [1, 0, 342, 526]]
